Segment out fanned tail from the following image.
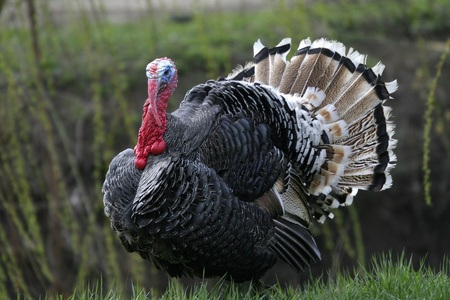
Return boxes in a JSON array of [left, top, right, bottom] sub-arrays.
[[228, 37, 397, 225]]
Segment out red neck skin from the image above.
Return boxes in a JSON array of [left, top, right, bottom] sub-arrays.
[[134, 80, 172, 169]]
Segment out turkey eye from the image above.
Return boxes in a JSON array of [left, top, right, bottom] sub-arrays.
[[164, 69, 170, 76]]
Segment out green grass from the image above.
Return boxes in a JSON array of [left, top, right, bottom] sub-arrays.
[[304, 254, 449, 299], [49, 253, 448, 300]]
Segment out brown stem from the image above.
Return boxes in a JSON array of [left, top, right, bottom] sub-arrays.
[[26, 0, 41, 77]]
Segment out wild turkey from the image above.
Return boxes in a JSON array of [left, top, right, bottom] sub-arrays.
[[102, 37, 397, 282]]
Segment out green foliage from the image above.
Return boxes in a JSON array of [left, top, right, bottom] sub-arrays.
[[1, 0, 449, 298], [310, 0, 450, 39], [422, 40, 449, 205]]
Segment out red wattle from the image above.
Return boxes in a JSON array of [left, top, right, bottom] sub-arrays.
[[151, 139, 166, 155], [135, 157, 147, 169]]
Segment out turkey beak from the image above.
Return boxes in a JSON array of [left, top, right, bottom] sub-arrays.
[[147, 78, 163, 128]]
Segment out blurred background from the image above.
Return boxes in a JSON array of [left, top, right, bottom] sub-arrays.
[[0, 0, 449, 298]]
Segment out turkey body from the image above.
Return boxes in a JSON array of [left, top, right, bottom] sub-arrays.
[[103, 38, 397, 282]]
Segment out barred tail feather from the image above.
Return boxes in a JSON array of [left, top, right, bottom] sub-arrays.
[[278, 39, 311, 93], [269, 38, 291, 88], [253, 39, 270, 84]]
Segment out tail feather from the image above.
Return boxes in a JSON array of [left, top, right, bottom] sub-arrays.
[[313, 45, 347, 94], [225, 61, 255, 82], [253, 39, 270, 84], [290, 51, 325, 95], [278, 38, 311, 93], [269, 38, 291, 88], [299, 39, 344, 94], [340, 89, 383, 125], [339, 172, 393, 191], [331, 68, 376, 117], [321, 60, 358, 107]]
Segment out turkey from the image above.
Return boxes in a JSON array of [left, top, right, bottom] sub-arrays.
[[102, 37, 397, 282]]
